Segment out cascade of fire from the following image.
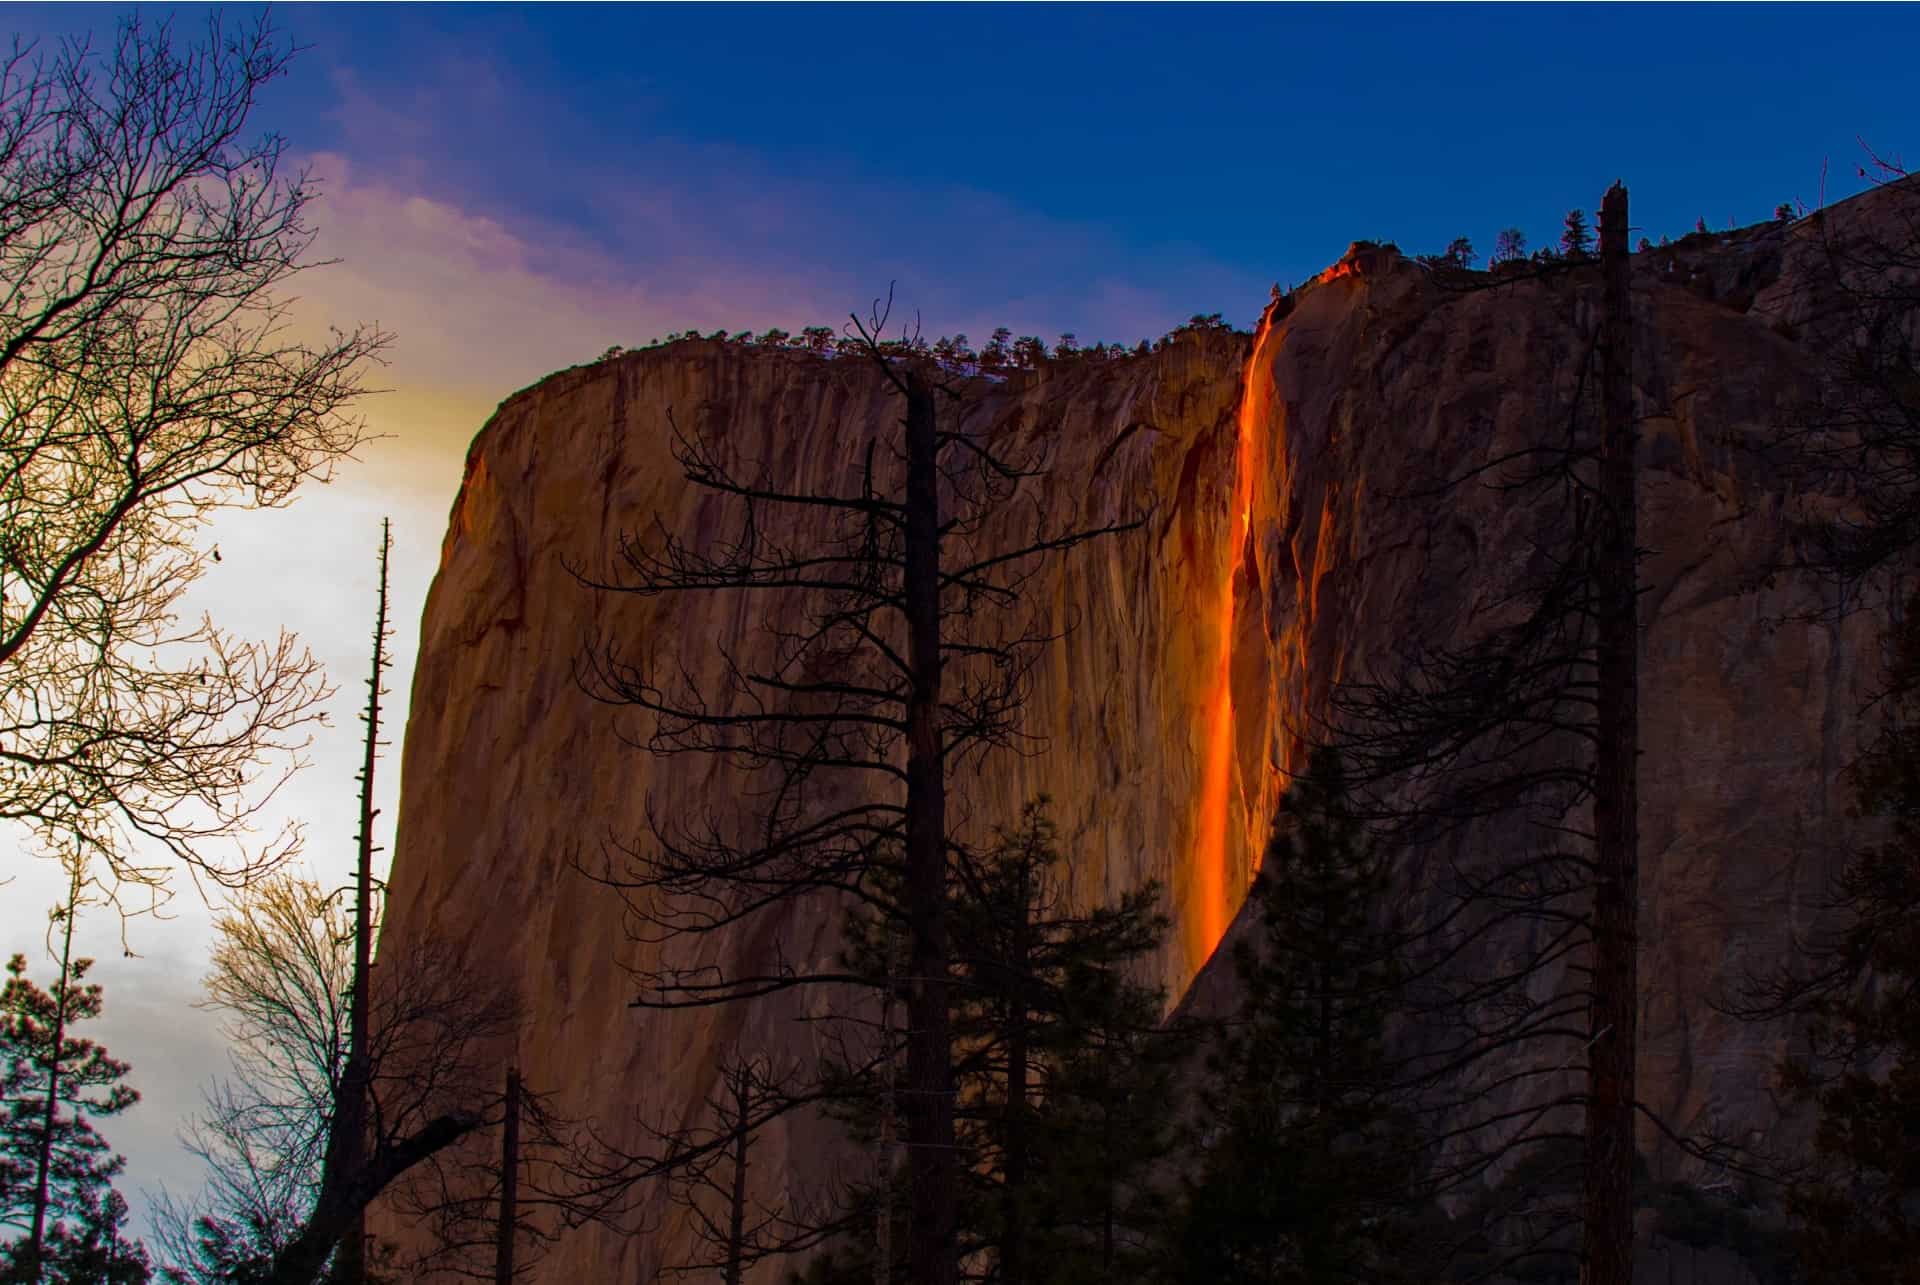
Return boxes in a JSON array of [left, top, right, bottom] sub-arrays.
[[1187, 304, 1279, 972]]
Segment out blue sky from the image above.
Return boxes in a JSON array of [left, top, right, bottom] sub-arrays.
[[256, 2, 1920, 334], [10, 2, 1900, 344], [1, 0, 1915, 1250]]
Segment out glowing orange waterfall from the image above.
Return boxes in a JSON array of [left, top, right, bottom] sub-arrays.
[[1187, 306, 1277, 971]]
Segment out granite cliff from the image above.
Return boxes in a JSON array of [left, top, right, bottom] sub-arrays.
[[375, 183, 1911, 1280]]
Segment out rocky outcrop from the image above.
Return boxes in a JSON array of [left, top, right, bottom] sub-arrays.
[[376, 182, 1914, 1280]]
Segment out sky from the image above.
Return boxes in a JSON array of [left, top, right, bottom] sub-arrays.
[[1, 0, 1915, 1251]]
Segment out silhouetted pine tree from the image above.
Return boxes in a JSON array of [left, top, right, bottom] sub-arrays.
[[4, 1186, 151, 1284], [817, 798, 1185, 1285], [1559, 209, 1593, 260], [0, 882, 140, 1282], [1023, 963, 1184, 1285], [1174, 748, 1424, 1285]]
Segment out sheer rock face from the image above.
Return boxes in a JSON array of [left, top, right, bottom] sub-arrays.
[[379, 332, 1252, 1280], [378, 186, 1907, 1280]]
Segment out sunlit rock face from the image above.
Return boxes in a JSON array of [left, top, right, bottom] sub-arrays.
[[377, 181, 1909, 1281], [376, 329, 1254, 1280]]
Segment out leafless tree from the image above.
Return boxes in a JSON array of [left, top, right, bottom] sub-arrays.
[[153, 875, 352, 1277], [153, 873, 532, 1285], [574, 297, 1143, 1283], [1584, 180, 1641, 1285], [1318, 186, 1647, 1285], [157, 534, 533, 1285], [376, 1068, 592, 1285], [161, 524, 604, 1284], [0, 11, 388, 897], [647, 1053, 841, 1284], [333, 520, 393, 1285]]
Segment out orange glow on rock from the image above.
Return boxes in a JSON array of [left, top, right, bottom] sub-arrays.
[[1187, 306, 1277, 972], [1312, 241, 1383, 288], [1316, 258, 1361, 285]]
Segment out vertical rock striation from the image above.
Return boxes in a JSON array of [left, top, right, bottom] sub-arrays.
[[381, 331, 1255, 1279], [378, 182, 1911, 1279]]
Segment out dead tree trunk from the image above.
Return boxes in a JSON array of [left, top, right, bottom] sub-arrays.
[[724, 1064, 751, 1285], [269, 523, 399, 1285], [24, 868, 82, 1283], [337, 518, 391, 1285], [494, 1067, 521, 1285], [902, 371, 957, 1285], [575, 309, 1142, 1281], [1000, 857, 1033, 1285], [271, 1112, 481, 1285], [875, 937, 899, 1285], [1583, 179, 1640, 1285]]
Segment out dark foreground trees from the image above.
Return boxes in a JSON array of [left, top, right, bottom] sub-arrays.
[[1323, 183, 1644, 1284], [578, 300, 1141, 1283], [940, 800, 1182, 1284], [157, 869, 531, 1285], [2, 1188, 151, 1285], [802, 797, 1184, 1285], [0, 918, 149, 1284], [158, 532, 547, 1285], [1175, 749, 1425, 1285], [650, 1053, 825, 1284]]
